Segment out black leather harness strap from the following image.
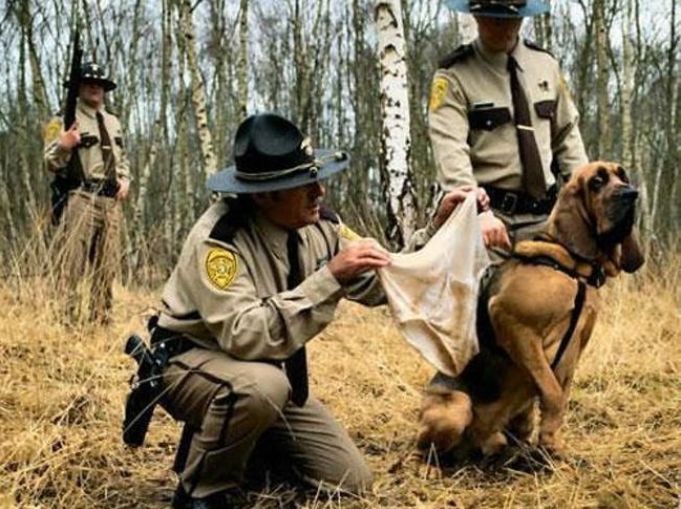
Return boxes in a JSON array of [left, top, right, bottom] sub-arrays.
[[512, 253, 595, 371], [551, 280, 586, 370]]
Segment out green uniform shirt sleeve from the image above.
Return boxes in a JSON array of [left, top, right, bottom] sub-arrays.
[[188, 241, 344, 361], [428, 71, 477, 190]]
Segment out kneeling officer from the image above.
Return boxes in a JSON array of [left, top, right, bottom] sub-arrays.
[[130, 113, 393, 508]]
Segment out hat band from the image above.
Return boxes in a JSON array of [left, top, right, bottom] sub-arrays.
[[235, 151, 347, 182], [470, 1, 526, 14]]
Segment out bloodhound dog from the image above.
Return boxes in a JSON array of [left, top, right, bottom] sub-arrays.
[[417, 162, 645, 458]]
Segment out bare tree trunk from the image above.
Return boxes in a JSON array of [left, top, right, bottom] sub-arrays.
[[178, 0, 217, 178], [594, 0, 610, 158], [375, 0, 417, 247], [237, 0, 249, 119]]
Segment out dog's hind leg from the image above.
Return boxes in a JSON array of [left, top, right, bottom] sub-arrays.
[[417, 390, 473, 455]]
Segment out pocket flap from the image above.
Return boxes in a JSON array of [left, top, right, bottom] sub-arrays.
[[468, 107, 511, 131], [534, 100, 556, 119], [79, 135, 99, 148]]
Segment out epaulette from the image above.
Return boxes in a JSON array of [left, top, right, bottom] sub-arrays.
[[523, 39, 554, 58], [438, 44, 474, 69], [319, 205, 339, 224]]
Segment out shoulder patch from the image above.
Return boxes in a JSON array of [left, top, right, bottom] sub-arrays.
[[205, 248, 238, 290], [339, 223, 362, 241], [43, 117, 63, 144], [438, 44, 474, 69], [429, 77, 449, 112], [523, 39, 554, 58]]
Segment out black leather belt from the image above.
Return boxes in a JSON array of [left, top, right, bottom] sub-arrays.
[[81, 179, 118, 197], [483, 185, 557, 215]]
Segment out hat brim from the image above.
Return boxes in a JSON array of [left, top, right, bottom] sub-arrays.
[[445, 0, 549, 17], [63, 78, 117, 92], [207, 149, 351, 194]]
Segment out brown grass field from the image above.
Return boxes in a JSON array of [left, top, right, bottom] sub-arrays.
[[0, 258, 680, 508]]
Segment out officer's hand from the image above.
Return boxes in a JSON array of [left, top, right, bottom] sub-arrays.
[[476, 187, 490, 212], [58, 123, 80, 150], [327, 240, 391, 283], [116, 177, 130, 201], [432, 186, 476, 230], [479, 211, 511, 250]]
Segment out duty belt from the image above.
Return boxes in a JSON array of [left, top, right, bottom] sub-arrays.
[[81, 178, 118, 197], [484, 185, 557, 215]]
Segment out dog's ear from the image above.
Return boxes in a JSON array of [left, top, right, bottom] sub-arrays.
[[617, 228, 645, 273], [548, 176, 599, 260]]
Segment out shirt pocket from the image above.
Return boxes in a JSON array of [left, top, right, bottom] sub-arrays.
[[534, 100, 557, 120], [468, 107, 512, 131]]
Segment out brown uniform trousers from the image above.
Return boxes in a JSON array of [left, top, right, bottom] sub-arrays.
[[163, 348, 372, 499], [54, 189, 121, 323]]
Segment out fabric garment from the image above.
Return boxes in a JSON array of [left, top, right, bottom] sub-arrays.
[[428, 38, 587, 192], [52, 189, 121, 322], [43, 99, 130, 181], [378, 195, 490, 377], [158, 201, 386, 359], [507, 54, 546, 199], [162, 348, 371, 499], [284, 230, 309, 406]]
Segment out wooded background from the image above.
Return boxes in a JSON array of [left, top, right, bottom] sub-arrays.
[[0, 0, 678, 280]]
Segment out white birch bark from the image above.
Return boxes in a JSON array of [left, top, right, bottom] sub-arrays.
[[178, 0, 217, 178], [458, 13, 477, 44], [375, 0, 416, 246]]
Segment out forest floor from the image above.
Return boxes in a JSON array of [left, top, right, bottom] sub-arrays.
[[1, 263, 680, 508]]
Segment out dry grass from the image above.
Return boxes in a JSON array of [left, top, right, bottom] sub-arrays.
[[0, 261, 680, 508]]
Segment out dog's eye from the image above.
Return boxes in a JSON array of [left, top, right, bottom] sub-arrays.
[[589, 175, 606, 191]]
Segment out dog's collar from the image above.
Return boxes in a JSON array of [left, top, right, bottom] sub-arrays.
[[513, 240, 606, 288]]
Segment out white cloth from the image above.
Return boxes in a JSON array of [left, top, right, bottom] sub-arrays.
[[378, 195, 490, 377]]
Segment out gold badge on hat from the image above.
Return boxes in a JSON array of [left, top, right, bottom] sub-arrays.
[[429, 77, 449, 112], [205, 248, 238, 290], [43, 117, 63, 144]]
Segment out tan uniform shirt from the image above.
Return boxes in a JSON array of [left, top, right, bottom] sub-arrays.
[[158, 200, 385, 361], [43, 100, 130, 180], [428, 38, 587, 192]]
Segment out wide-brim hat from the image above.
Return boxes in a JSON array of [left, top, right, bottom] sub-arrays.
[[63, 62, 117, 92], [445, 0, 549, 18], [207, 113, 351, 194]]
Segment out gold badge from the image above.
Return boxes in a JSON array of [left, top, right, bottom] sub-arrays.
[[205, 248, 238, 290], [43, 118, 62, 144], [429, 77, 449, 112], [339, 224, 362, 241]]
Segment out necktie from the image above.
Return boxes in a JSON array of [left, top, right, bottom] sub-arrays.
[[284, 231, 309, 406], [96, 111, 116, 181], [507, 55, 546, 200]]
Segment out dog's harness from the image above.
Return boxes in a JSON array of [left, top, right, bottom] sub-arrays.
[[512, 240, 606, 370]]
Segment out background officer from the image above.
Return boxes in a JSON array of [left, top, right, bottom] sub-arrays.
[[44, 62, 130, 324], [429, 0, 588, 256]]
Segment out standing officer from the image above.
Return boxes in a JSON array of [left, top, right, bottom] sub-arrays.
[[419, 0, 589, 458], [44, 62, 130, 324], [152, 113, 478, 508], [429, 0, 588, 255]]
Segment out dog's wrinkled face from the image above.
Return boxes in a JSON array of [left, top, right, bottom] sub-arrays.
[[578, 163, 638, 242], [549, 161, 644, 273]]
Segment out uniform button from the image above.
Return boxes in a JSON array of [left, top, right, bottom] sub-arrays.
[[486, 120, 492, 127]]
